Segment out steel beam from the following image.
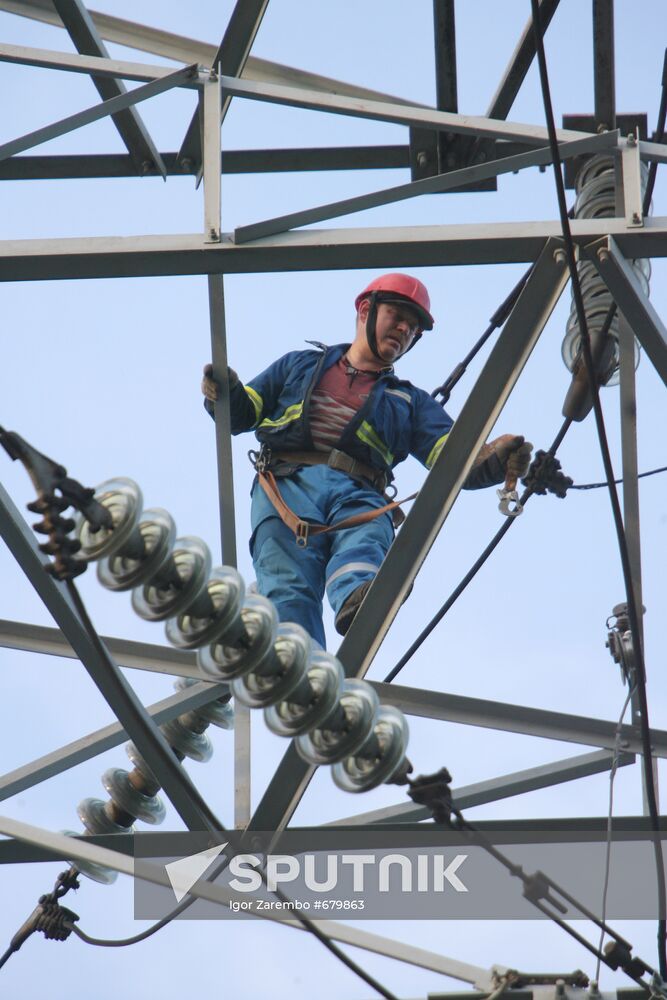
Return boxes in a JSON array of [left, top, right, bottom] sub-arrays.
[[202, 75, 222, 242], [0, 482, 222, 832], [593, 0, 616, 131], [0, 0, 419, 108], [586, 235, 667, 388], [638, 140, 667, 165], [0, 680, 229, 802], [0, 41, 197, 84], [0, 64, 197, 164], [338, 243, 569, 675], [177, 0, 270, 172], [207, 279, 236, 564], [433, 0, 457, 113], [330, 749, 636, 825], [0, 814, 495, 986], [485, 0, 561, 120], [374, 682, 667, 758], [207, 271, 249, 826], [0, 618, 200, 678], [234, 130, 618, 244], [249, 241, 570, 831], [620, 136, 644, 227], [0, 147, 410, 181], [4, 217, 667, 284], [218, 74, 590, 148], [51, 0, 166, 176]]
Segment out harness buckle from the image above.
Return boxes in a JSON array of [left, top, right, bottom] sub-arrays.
[[295, 520, 310, 547], [249, 445, 272, 474]]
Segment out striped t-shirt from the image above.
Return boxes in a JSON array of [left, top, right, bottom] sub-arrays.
[[310, 356, 383, 451]]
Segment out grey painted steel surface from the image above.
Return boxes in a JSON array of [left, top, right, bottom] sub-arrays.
[[375, 683, 667, 758], [0, 482, 223, 832], [0, 63, 197, 164], [620, 138, 644, 227], [207, 270, 250, 826], [0, 815, 494, 987], [234, 130, 619, 244], [587, 235, 667, 388], [0, 680, 229, 802], [218, 73, 591, 147], [433, 0, 457, 113], [208, 278, 237, 565], [0, 146, 410, 181], [0, 41, 199, 82], [51, 0, 166, 176], [0, 0, 422, 108], [203, 75, 222, 242], [249, 242, 570, 832], [4, 218, 667, 283], [618, 317, 655, 814], [485, 0, 561, 120], [330, 749, 635, 826], [592, 0, 615, 131], [0, 618, 200, 678], [177, 0, 270, 170]]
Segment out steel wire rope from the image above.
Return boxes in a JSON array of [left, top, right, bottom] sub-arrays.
[[409, 768, 665, 998], [385, 40, 667, 687], [596, 684, 636, 984], [572, 465, 667, 490], [529, 0, 666, 976], [383, 416, 571, 684]]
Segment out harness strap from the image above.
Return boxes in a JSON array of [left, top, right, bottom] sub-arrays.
[[269, 447, 388, 493], [258, 470, 416, 548]]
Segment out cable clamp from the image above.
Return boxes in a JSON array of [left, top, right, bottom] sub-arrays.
[[522, 450, 573, 498]]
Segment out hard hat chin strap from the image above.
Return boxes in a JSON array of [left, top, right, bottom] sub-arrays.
[[365, 292, 422, 360], [365, 292, 383, 361]]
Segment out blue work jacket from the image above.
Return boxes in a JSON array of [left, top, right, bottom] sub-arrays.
[[219, 342, 454, 482]]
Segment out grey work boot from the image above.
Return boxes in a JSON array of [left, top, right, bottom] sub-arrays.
[[334, 578, 414, 636], [334, 581, 372, 636]]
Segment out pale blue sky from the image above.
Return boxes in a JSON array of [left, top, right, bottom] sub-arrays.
[[1, 2, 667, 997]]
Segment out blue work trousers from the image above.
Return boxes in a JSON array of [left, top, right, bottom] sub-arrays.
[[250, 466, 394, 647]]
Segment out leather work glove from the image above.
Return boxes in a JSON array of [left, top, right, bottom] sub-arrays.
[[491, 434, 533, 480], [201, 363, 241, 402], [463, 434, 533, 490]]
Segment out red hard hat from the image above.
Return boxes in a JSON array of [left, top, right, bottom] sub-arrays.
[[355, 273, 434, 331]]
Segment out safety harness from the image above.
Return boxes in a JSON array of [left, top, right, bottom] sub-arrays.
[[250, 446, 415, 547]]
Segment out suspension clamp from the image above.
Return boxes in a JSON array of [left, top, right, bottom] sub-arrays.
[[0, 429, 112, 580], [407, 767, 455, 825], [603, 940, 650, 979], [522, 450, 573, 498]]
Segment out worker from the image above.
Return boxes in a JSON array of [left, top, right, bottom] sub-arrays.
[[202, 273, 531, 648]]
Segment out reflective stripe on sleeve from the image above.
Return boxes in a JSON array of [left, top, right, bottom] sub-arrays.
[[259, 400, 304, 430], [355, 420, 394, 466], [244, 385, 263, 426], [426, 432, 449, 469]]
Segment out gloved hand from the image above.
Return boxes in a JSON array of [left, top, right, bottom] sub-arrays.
[[201, 364, 241, 403], [201, 363, 218, 402], [490, 434, 533, 480]]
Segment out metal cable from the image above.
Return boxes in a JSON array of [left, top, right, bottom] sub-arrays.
[[430, 266, 533, 405], [530, 0, 666, 976], [572, 464, 667, 490], [384, 418, 569, 683], [595, 685, 635, 983]]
